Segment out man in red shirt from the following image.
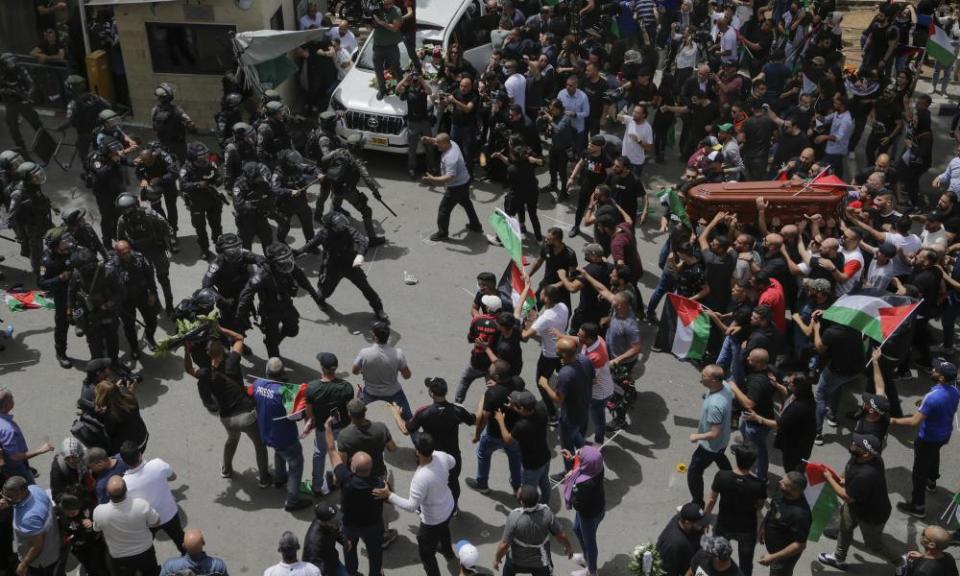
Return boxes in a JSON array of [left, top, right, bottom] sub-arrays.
[[597, 215, 645, 314], [752, 271, 785, 333], [454, 295, 502, 404]]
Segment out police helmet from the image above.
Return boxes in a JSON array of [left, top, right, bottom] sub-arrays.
[[16, 162, 46, 185], [281, 149, 305, 171], [140, 185, 162, 203], [62, 208, 87, 227], [262, 89, 282, 104], [0, 53, 16, 70], [224, 92, 243, 108], [69, 246, 97, 270], [154, 83, 175, 102], [187, 141, 209, 164], [215, 233, 243, 263], [98, 109, 121, 128], [116, 193, 139, 214], [232, 122, 254, 140], [241, 161, 263, 181], [264, 100, 285, 116], [0, 150, 23, 172], [266, 242, 295, 275], [193, 288, 219, 313], [65, 75, 87, 93]]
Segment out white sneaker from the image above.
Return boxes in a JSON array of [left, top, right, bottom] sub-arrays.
[[572, 554, 587, 567], [570, 570, 590, 576]]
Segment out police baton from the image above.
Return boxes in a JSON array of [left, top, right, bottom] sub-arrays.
[[371, 189, 398, 218]]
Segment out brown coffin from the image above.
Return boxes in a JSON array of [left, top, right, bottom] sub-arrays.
[[684, 181, 848, 226]]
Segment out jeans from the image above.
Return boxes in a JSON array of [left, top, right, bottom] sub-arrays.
[[436, 183, 481, 236], [274, 442, 305, 506], [911, 438, 947, 509], [559, 419, 585, 471], [450, 124, 476, 175], [814, 366, 859, 434], [342, 521, 383, 576], [716, 336, 739, 378], [312, 427, 340, 494], [417, 513, 453, 576], [521, 462, 551, 504], [372, 44, 401, 94], [834, 502, 893, 563], [739, 416, 771, 481], [933, 59, 955, 93], [687, 445, 731, 506], [589, 397, 610, 444], [573, 512, 604, 573], [109, 546, 159, 576], [455, 365, 487, 404], [717, 529, 757, 576], [219, 408, 270, 481], [475, 431, 522, 489], [502, 556, 551, 576], [360, 387, 413, 421], [646, 272, 676, 319]]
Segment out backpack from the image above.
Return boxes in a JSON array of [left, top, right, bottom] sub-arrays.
[[70, 412, 109, 450]]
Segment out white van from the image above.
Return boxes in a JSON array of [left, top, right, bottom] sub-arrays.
[[329, 0, 494, 153]]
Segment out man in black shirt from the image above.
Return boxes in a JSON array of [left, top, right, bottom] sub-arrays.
[[447, 76, 481, 175], [759, 471, 811, 575], [910, 249, 943, 369], [812, 314, 865, 443], [740, 101, 776, 181], [704, 445, 767, 576], [606, 157, 641, 227], [656, 502, 706, 576], [817, 433, 896, 570], [492, 313, 524, 376], [397, 71, 434, 179], [466, 360, 522, 494], [496, 390, 551, 503], [728, 348, 776, 481], [391, 378, 475, 507], [581, 61, 607, 136], [567, 135, 613, 237], [770, 117, 811, 177], [528, 227, 578, 312], [559, 243, 612, 333]]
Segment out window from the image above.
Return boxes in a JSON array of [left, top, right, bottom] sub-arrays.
[[145, 22, 236, 75]]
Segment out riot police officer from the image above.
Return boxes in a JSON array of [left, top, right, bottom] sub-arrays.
[[222, 122, 257, 189], [236, 242, 324, 358], [256, 100, 292, 169], [231, 161, 276, 250], [67, 246, 122, 363], [48, 208, 108, 259], [86, 136, 126, 245], [179, 141, 225, 259], [115, 193, 176, 316], [0, 53, 43, 153], [214, 93, 244, 151], [201, 233, 264, 332], [173, 287, 228, 373], [94, 109, 137, 153], [107, 240, 159, 361], [9, 162, 54, 277], [133, 144, 181, 244], [39, 234, 75, 368], [272, 149, 317, 244], [304, 111, 341, 216], [316, 135, 386, 246], [296, 210, 389, 323], [0, 150, 24, 209], [57, 75, 110, 168], [151, 82, 197, 161]]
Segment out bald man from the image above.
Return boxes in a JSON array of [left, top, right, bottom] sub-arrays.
[[108, 239, 160, 360], [729, 348, 775, 480], [902, 526, 958, 575], [93, 476, 161, 576], [539, 336, 595, 476], [421, 132, 483, 242], [160, 529, 229, 576], [688, 364, 734, 506]]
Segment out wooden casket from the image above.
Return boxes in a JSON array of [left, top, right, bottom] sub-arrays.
[[684, 180, 848, 226]]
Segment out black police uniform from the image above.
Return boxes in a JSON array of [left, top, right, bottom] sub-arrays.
[[231, 163, 276, 250], [304, 121, 341, 216], [86, 150, 126, 245], [201, 245, 264, 331], [59, 90, 110, 169], [7, 179, 54, 277], [134, 146, 181, 233], [256, 117, 292, 169], [222, 136, 258, 189], [179, 158, 224, 256], [298, 212, 386, 318], [236, 261, 323, 358], [317, 148, 380, 241], [151, 101, 195, 162], [116, 207, 175, 311], [107, 249, 159, 356], [67, 253, 123, 362], [38, 242, 72, 361], [0, 61, 43, 150], [214, 106, 244, 151], [271, 155, 317, 244]]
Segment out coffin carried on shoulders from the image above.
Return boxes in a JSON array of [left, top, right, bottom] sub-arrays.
[[684, 179, 849, 226]]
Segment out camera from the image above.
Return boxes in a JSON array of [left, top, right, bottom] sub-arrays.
[[601, 86, 626, 104], [366, 0, 386, 20]]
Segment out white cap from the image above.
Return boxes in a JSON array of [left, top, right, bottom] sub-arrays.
[[481, 294, 503, 312]]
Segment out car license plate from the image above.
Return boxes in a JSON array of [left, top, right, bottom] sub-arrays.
[[370, 136, 389, 146]]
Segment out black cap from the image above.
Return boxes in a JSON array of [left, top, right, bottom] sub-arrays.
[[851, 433, 881, 456], [861, 393, 890, 416], [934, 357, 958, 381], [928, 209, 945, 222], [509, 389, 537, 410], [680, 502, 705, 522], [314, 504, 337, 522], [424, 377, 448, 395], [877, 243, 897, 257], [316, 352, 338, 370]]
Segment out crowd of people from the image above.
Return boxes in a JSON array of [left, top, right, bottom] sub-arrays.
[[4, 0, 960, 574]]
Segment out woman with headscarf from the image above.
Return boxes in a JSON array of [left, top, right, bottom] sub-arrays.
[[94, 380, 149, 454], [49, 438, 96, 508], [686, 535, 743, 575], [562, 444, 605, 576]]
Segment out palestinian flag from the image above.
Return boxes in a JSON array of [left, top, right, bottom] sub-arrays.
[[928, 22, 957, 68], [805, 461, 840, 541], [2, 290, 54, 312], [657, 187, 690, 228], [498, 258, 536, 316], [654, 294, 710, 360], [489, 209, 535, 314], [246, 376, 308, 420], [822, 289, 919, 344]]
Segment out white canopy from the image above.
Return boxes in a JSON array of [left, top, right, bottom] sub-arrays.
[[232, 28, 328, 66]]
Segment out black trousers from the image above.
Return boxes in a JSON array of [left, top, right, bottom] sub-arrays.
[[95, 194, 119, 246], [687, 445, 731, 506], [417, 513, 453, 576], [536, 355, 562, 419], [548, 150, 569, 194], [120, 295, 159, 351], [189, 205, 223, 253], [276, 195, 314, 244], [52, 289, 69, 355], [449, 453, 463, 507], [437, 183, 481, 235], [911, 438, 947, 509], [320, 265, 384, 313], [717, 529, 757, 576], [261, 303, 300, 358], [109, 546, 159, 576], [151, 513, 186, 554], [142, 248, 173, 309], [5, 100, 42, 147], [86, 315, 120, 363], [236, 212, 273, 250]]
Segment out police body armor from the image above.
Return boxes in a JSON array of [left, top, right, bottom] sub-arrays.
[[152, 103, 186, 143]]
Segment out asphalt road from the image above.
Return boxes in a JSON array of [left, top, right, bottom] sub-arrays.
[[1, 78, 958, 576]]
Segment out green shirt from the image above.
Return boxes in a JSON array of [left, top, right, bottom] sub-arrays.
[[372, 5, 403, 47]]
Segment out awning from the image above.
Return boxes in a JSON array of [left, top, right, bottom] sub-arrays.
[[84, 0, 176, 6], [233, 29, 328, 66]]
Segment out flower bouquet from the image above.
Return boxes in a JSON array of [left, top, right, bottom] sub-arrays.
[[628, 543, 665, 576]]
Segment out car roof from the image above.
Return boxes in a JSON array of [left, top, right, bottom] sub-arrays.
[[417, 0, 470, 28]]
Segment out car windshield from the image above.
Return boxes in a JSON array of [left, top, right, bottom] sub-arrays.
[[356, 26, 443, 71]]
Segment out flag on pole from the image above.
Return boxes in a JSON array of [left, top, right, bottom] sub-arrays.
[[821, 290, 919, 343], [246, 377, 309, 420], [656, 188, 690, 228], [1, 290, 55, 312], [488, 209, 524, 265], [805, 461, 840, 541], [928, 22, 957, 67], [653, 294, 710, 360], [498, 259, 536, 315]]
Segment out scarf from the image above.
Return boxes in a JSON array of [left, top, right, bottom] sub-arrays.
[[562, 445, 603, 509]]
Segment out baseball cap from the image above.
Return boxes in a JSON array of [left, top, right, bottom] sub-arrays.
[[851, 433, 881, 456], [425, 377, 448, 396], [509, 389, 537, 410], [861, 393, 890, 416], [927, 209, 945, 222], [346, 398, 367, 417], [278, 531, 300, 551], [481, 294, 503, 313], [934, 357, 958, 381], [877, 243, 897, 257], [314, 504, 337, 522], [718, 122, 735, 133], [316, 352, 338, 370], [679, 502, 705, 522]]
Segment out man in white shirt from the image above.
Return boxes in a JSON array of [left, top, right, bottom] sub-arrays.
[[504, 59, 527, 114], [620, 104, 653, 177], [120, 442, 183, 554], [920, 210, 949, 250], [522, 285, 570, 424], [857, 214, 921, 277], [93, 476, 161, 576], [263, 532, 320, 576], [374, 433, 456, 576], [816, 94, 853, 178], [717, 18, 738, 64], [298, 2, 325, 30], [327, 19, 358, 55]]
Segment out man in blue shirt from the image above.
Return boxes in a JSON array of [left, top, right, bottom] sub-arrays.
[[0, 389, 54, 483], [557, 76, 590, 155], [252, 358, 310, 512], [892, 357, 960, 518], [3, 476, 61, 576], [160, 528, 229, 576], [933, 145, 960, 198], [85, 448, 129, 504], [539, 336, 594, 477]]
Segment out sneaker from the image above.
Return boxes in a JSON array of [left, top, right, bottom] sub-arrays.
[[896, 502, 926, 518], [429, 232, 449, 242], [465, 477, 490, 494], [220, 466, 234, 479], [817, 553, 849, 571], [568, 226, 580, 238], [826, 414, 838, 428], [927, 480, 937, 493], [56, 354, 72, 369], [284, 499, 312, 512], [381, 528, 398, 549], [814, 434, 825, 446], [572, 553, 587, 567], [258, 475, 273, 489]]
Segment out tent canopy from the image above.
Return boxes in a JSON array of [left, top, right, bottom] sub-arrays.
[[233, 28, 328, 66]]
